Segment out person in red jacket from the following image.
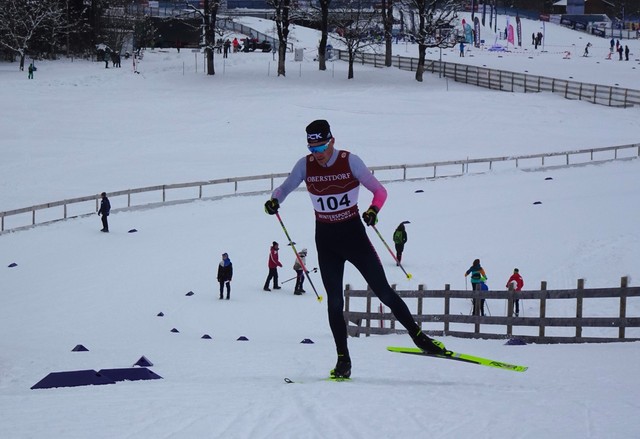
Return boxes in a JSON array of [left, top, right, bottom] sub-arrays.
[[506, 268, 524, 316], [263, 241, 283, 291]]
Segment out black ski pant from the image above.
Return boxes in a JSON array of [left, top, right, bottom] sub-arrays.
[[471, 283, 484, 316], [394, 243, 405, 263], [219, 281, 230, 298], [264, 268, 279, 289], [294, 269, 304, 292], [315, 217, 420, 357], [101, 215, 109, 231]]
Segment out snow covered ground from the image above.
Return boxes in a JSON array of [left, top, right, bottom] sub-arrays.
[[0, 14, 639, 439]]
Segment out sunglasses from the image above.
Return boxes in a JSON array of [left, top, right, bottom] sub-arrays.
[[307, 141, 330, 153]]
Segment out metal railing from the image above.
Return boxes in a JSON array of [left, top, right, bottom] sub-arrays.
[[335, 49, 640, 108], [1, 143, 638, 235]]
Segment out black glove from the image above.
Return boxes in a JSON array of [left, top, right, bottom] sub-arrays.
[[362, 206, 379, 226], [264, 198, 280, 215]]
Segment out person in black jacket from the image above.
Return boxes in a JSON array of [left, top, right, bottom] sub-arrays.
[[393, 223, 407, 266], [217, 252, 233, 300], [98, 192, 111, 232]]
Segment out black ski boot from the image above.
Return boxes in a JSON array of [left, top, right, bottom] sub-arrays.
[[411, 330, 448, 355], [330, 354, 352, 379]]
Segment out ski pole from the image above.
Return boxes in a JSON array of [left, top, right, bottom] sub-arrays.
[[282, 268, 317, 284], [281, 275, 297, 284], [370, 224, 412, 279], [274, 212, 323, 302]]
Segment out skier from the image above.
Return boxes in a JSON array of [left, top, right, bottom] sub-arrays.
[[505, 268, 524, 316], [583, 42, 591, 57], [392, 223, 407, 266], [293, 248, 307, 295], [464, 259, 487, 316], [264, 119, 446, 379], [217, 252, 233, 300], [263, 241, 282, 291], [97, 192, 111, 232]]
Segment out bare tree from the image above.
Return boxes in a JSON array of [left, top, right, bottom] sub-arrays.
[[100, 1, 138, 55], [316, 0, 332, 71], [331, 0, 381, 79], [400, 0, 460, 82], [185, 0, 221, 75], [379, 0, 394, 67], [0, 0, 67, 70], [268, 0, 300, 77]]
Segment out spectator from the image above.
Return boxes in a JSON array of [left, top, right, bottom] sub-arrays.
[[263, 241, 282, 291], [232, 37, 239, 53], [625, 45, 630, 61], [618, 44, 623, 60], [97, 192, 111, 232], [392, 223, 407, 266], [459, 41, 465, 57], [217, 252, 233, 300], [465, 258, 487, 316], [28, 63, 34, 79], [223, 39, 231, 58], [293, 248, 307, 295], [506, 268, 524, 316]]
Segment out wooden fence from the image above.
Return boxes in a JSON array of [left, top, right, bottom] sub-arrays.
[[1, 143, 639, 234], [344, 277, 640, 344], [335, 49, 640, 108]]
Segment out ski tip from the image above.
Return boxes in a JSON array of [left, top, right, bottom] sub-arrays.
[[406, 273, 413, 279], [317, 296, 323, 303]]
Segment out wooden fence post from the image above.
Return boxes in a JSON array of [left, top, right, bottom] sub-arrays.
[[619, 276, 628, 339], [507, 283, 514, 337], [344, 284, 354, 336], [444, 284, 450, 334], [417, 284, 424, 331], [365, 284, 372, 337], [576, 278, 584, 339], [539, 281, 547, 338]]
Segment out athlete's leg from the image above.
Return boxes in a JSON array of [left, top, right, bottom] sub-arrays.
[[316, 222, 349, 356]]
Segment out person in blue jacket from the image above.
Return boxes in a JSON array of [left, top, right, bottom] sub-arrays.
[[217, 253, 233, 300], [465, 258, 487, 316]]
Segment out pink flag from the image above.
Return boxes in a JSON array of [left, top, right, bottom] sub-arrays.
[[507, 24, 515, 45]]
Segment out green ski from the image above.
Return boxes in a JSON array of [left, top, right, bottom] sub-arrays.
[[387, 346, 528, 372]]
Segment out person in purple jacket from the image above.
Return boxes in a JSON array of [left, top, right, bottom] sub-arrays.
[[264, 120, 446, 379]]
